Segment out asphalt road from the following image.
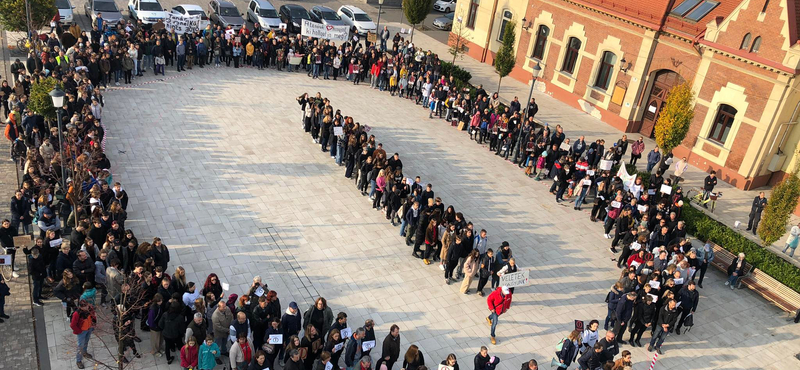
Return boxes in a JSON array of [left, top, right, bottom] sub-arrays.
[[66, 0, 452, 44]]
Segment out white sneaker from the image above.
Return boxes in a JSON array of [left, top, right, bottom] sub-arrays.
[[12, 272, 19, 278], [439, 264, 445, 271], [730, 285, 735, 290], [724, 281, 730, 286], [604, 234, 610, 239]]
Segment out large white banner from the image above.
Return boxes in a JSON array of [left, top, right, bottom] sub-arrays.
[[301, 19, 348, 41], [165, 13, 201, 34]]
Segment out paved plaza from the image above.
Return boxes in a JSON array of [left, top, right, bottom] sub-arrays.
[[36, 67, 800, 370]]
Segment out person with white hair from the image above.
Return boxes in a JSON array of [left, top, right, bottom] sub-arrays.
[[726, 253, 747, 289]]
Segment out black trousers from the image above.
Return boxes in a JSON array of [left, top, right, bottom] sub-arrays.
[[164, 337, 181, 361], [676, 308, 692, 330], [747, 212, 762, 231], [628, 320, 648, 341]]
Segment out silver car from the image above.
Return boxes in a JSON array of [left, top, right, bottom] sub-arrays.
[[84, 0, 124, 26], [209, 0, 245, 30], [432, 12, 454, 30], [309, 6, 346, 28]]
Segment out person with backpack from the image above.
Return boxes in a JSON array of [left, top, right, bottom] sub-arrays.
[[486, 286, 512, 345], [554, 330, 579, 368]]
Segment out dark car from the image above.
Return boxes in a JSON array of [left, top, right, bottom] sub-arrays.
[[309, 6, 346, 28], [208, 0, 244, 30], [279, 4, 311, 34]]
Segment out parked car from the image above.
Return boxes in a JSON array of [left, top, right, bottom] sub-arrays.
[[55, 0, 75, 25], [171, 4, 210, 31], [208, 0, 245, 30], [337, 5, 376, 35], [432, 12, 454, 30], [433, 0, 456, 13], [309, 6, 346, 28], [128, 0, 167, 25], [247, 0, 281, 30], [279, 4, 312, 34], [84, 0, 123, 25]]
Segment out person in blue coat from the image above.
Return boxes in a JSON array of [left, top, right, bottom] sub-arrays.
[[554, 330, 579, 368], [613, 292, 636, 344]]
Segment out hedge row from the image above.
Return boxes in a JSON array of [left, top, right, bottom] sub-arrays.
[[620, 166, 800, 293]]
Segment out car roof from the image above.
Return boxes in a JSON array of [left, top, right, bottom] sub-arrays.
[[252, 0, 275, 8], [340, 5, 366, 14], [215, 0, 236, 7], [178, 4, 203, 10], [283, 4, 306, 10], [141, 0, 160, 3], [312, 6, 335, 12]]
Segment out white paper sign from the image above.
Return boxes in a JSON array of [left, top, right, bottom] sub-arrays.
[[560, 143, 570, 151], [334, 127, 344, 136], [499, 269, 531, 288], [0, 254, 11, 266], [301, 19, 349, 41], [225, 29, 235, 40], [279, 23, 287, 31], [637, 205, 647, 213], [49, 238, 63, 248], [333, 342, 344, 353], [648, 189, 656, 195], [649, 294, 658, 303], [630, 242, 641, 251], [340, 327, 352, 339], [268, 334, 283, 344], [630, 260, 641, 268], [674, 278, 684, 285], [255, 286, 265, 297], [361, 340, 376, 352], [611, 201, 622, 208], [582, 179, 592, 186], [649, 281, 661, 289], [438, 365, 454, 370], [587, 170, 595, 175], [599, 160, 613, 171], [325, 362, 333, 370], [660, 184, 672, 194], [222, 282, 230, 291], [165, 13, 201, 34]]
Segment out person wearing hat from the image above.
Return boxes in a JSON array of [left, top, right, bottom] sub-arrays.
[[486, 286, 512, 345], [281, 301, 303, 340]]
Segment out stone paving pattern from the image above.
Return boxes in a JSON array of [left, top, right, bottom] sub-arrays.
[[34, 66, 800, 370]]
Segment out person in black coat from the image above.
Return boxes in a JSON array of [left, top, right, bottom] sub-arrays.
[[159, 300, 187, 365], [555, 330, 579, 367], [675, 281, 699, 334], [150, 238, 170, 271], [613, 292, 636, 344], [628, 295, 656, 347], [473, 346, 489, 370], [596, 331, 618, 364], [10, 191, 33, 234], [577, 343, 603, 370]]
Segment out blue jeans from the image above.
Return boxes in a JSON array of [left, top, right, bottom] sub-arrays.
[[32, 277, 42, 302], [143, 55, 153, 70], [574, 188, 588, 208], [604, 307, 615, 330], [399, 219, 408, 236], [646, 162, 656, 172], [336, 142, 345, 164], [649, 325, 668, 348], [727, 273, 739, 286], [368, 180, 377, 198], [76, 328, 94, 362], [177, 54, 186, 70], [489, 311, 499, 337], [114, 70, 121, 83], [324, 65, 330, 79], [313, 64, 320, 78]]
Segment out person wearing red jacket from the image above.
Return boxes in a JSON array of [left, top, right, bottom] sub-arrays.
[[486, 286, 512, 345], [70, 300, 97, 369]]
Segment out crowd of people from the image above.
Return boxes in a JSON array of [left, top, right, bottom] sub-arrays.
[[0, 12, 763, 370]]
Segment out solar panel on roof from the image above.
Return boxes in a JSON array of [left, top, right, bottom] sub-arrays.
[[671, 0, 701, 16], [685, 0, 720, 21]]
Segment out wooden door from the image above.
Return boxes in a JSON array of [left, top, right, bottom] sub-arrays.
[[640, 70, 683, 138]]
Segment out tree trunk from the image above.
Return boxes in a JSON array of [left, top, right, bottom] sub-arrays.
[[410, 24, 416, 42], [497, 76, 503, 95]]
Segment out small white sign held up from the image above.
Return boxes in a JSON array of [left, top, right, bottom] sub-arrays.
[[499, 269, 531, 288]]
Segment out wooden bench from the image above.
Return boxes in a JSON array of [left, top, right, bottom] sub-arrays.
[[707, 242, 800, 314], [708, 243, 752, 289]]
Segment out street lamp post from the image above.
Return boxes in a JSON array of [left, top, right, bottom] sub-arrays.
[[515, 62, 542, 162], [376, 0, 385, 48], [49, 88, 66, 188]]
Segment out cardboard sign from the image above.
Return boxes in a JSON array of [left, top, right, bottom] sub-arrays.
[[165, 13, 201, 34], [674, 278, 684, 285], [301, 19, 349, 41], [499, 269, 531, 288], [254, 286, 265, 297], [660, 184, 672, 195], [13, 236, 32, 248], [268, 334, 283, 344], [49, 238, 63, 248], [599, 160, 613, 171], [279, 23, 287, 31], [361, 340, 376, 352]]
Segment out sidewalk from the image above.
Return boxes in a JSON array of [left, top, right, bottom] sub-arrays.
[[384, 21, 800, 267]]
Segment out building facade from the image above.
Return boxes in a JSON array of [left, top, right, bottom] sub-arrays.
[[452, 0, 800, 191]]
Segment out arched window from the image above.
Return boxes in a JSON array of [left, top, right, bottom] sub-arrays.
[[750, 36, 762, 53], [561, 37, 581, 75], [531, 25, 550, 60], [497, 10, 513, 41], [740, 33, 751, 50], [709, 104, 737, 144], [594, 52, 617, 90]]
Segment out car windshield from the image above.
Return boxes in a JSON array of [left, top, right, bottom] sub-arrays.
[[259, 9, 278, 18], [187, 10, 208, 20], [290, 9, 309, 19], [353, 13, 371, 22], [219, 6, 238, 16], [55, 0, 70, 9], [446, 12, 454, 20], [321, 11, 340, 21], [94, 1, 119, 12], [140, 2, 162, 11]]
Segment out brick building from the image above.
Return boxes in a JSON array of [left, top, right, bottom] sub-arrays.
[[452, 0, 800, 190]]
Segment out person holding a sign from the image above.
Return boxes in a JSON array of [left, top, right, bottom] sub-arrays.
[[344, 327, 365, 370], [439, 353, 459, 370], [486, 286, 512, 345], [361, 319, 377, 357], [323, 328, 344, 370], [312, 351, 332, 370]]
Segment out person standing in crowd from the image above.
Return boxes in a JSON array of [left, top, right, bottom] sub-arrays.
[[746, 192, 767, 234], [703, 170, 718, 204], [402, 345, 425, 370], [645, 147, 660, 172], [648, 299, 679, 355], [344, 327, 366, 370], [554, 330, 579, 368], [486, 286, 512, 345], [627, 295, 655, 347], [675, 281, 699, 335], [381, 324, 401, 370], [71, 300, 96, 369]]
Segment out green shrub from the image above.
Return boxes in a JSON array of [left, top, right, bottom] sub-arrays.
[[441, 61, 473, 84]]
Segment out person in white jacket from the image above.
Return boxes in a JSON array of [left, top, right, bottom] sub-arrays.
[[783, 223, 800, 257]]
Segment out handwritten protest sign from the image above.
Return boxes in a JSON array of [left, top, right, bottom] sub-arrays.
[[165, 13, 201, 34], [499, 269, 531, 288], [301, 19, 348, 41]]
